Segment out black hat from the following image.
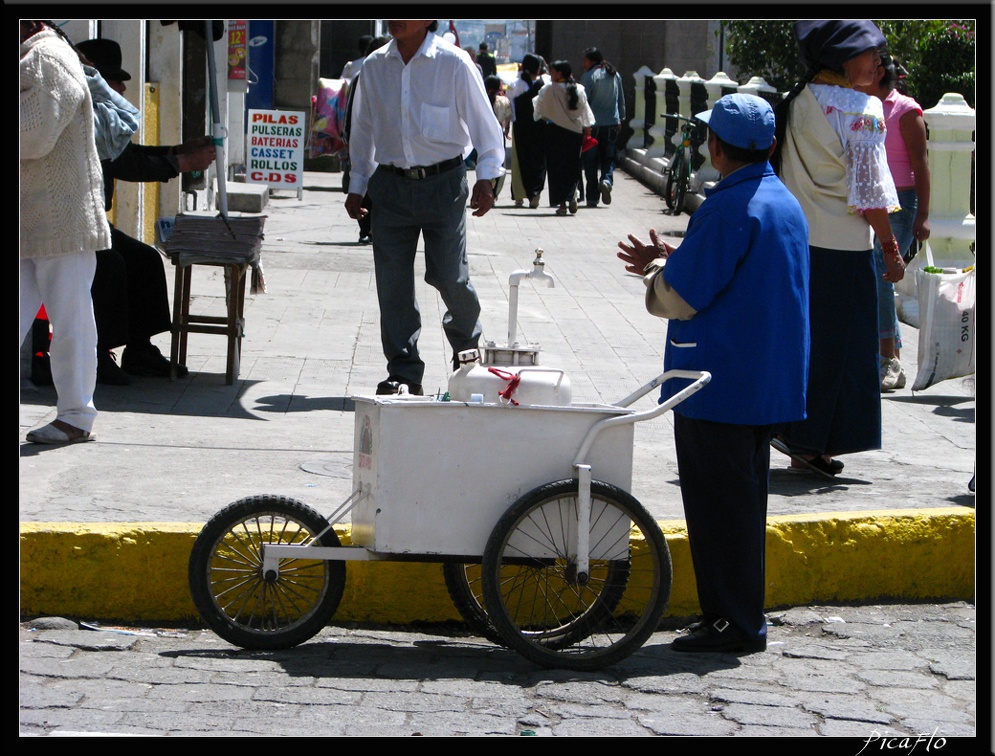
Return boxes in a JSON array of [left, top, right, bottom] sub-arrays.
[[794, 20, 887, 74], [77, 38, 131, 82]]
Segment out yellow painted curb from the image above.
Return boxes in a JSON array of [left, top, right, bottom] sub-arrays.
[[19, 508, 974, 624]]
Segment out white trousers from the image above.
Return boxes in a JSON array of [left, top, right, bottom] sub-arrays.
[[20, 252, 98, 432]]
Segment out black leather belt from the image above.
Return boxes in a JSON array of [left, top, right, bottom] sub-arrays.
[[384, 156, 462, 180]]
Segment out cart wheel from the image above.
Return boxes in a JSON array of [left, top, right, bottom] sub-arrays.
[[442, 562, 506, 647], [188, 495, 346, 650], [481, 480, 671, 670]]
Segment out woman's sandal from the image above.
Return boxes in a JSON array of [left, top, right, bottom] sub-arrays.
[[26, 420, 94, 445], [771, 437, 842, 479]]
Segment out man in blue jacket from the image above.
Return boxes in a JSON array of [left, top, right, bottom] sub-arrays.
[[579, 48, 625, 207], [617, 93, 810, 654]]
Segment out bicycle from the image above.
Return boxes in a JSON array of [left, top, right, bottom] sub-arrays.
[[663, 114, 703, 216]]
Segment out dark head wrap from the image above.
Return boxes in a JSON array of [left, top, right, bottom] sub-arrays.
[[521, 53, 542, 76], [794, 19, 887, 74]]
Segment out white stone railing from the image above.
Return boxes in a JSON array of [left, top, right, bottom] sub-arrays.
[[621, 68, 977, 242]]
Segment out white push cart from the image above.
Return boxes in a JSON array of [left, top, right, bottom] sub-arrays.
[[188, 369, 709, 670]]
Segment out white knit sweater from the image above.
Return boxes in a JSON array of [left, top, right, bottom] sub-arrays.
[[20, 28, 111, 259]]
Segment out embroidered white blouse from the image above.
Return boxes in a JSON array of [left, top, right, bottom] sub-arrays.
[[809, 84, 900, 214]]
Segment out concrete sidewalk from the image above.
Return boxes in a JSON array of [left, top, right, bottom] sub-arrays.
[[19, 167, 976, 625]]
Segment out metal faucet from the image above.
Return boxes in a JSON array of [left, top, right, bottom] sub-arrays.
[[507, 249, 556, 347]]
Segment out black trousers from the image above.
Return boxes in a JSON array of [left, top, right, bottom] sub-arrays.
[[673, 413, 773, 641], [90, 226, 172, 350]]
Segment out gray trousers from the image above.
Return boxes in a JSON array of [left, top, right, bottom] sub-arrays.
[[367, 164, 482, 384]]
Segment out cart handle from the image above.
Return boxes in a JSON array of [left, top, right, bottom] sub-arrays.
[[573, 369, 710, 467]]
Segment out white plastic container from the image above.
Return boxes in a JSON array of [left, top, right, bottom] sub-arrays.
[[448, 352, 572, 406]]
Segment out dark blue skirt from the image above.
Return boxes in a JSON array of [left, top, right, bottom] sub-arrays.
[[778, 246, 881, 457]]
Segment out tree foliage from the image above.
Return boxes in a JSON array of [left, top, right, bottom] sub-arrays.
[[720, 19, 976, 108]]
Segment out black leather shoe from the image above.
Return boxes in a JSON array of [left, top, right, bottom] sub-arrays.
[[376, 376, 423, 396], [122, 344, 188, 378], [672, 618, 766, 654]]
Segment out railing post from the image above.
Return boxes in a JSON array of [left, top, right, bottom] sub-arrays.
[[629, 66, 657, 151], [922, 93, 976, 266], [697, 72, 740, 183], [648, 68, 677, 159], [738, 75, 781, 110]]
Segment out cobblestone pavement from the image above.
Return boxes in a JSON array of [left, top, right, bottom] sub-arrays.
[[20, 601, 976, 737]]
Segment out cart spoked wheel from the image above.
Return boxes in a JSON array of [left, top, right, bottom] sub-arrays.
[[442, 562, 506, 647], [188, 495, 346, 650], [481, 480, 671, 670]]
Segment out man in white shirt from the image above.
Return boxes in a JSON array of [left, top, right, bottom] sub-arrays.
[[345, 20, 505, 395]]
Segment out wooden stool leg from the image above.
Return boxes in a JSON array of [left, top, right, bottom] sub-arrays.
[[179, 266, 192, 364], [223, 264, 244, 385], [170, 264, 186, 381]]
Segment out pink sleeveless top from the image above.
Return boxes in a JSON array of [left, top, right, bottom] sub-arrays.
[[882, 89, 923, 188]]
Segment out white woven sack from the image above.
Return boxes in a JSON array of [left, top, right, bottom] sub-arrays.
[[895, 243, 928, 328], [912, 254, 976, 391]]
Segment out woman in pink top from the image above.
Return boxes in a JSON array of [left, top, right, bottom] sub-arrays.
[[857, 54, 931, 390]]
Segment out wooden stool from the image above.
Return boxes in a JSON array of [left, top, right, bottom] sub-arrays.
[[169, 251, 258, 384]]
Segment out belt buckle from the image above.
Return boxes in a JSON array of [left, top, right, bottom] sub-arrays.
[[404, 166, 426, 180]]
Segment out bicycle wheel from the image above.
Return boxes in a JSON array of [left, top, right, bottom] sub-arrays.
[[188, 494, 346, 650], [481, 480, 672, 670], [442, 562, 506, 647], [664, 151, 683, 212], [667, 150, 689, 215]]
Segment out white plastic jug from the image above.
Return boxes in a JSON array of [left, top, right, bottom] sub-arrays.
[[449, 350, 572, 406]]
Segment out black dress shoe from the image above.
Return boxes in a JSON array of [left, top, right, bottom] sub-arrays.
[[376, 376, 423, 396], [122, 344, 188, 378], [672, 618, 766, 654]]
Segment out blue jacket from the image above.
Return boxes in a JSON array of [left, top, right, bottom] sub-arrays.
[[579, 65, 625, 126], [661, 161, 810, 426]]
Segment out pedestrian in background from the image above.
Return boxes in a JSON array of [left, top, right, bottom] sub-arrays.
[[580, 47, 625, 207], [340, 34, 373, 82], [477, 41, 497, 78], [507, 53, 547, 209], [341, 35, 389, 245], [855, 52, 931, 391], [20, 19, 110, 444], [345, 20, 505, 396], [484, 74, 512, 199], [533, 60, 595, 215], [76, 37, 215, 384], [617, 94, 810, 654]]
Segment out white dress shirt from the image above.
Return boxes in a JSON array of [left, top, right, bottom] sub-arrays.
[[348, 32, 505, 198]]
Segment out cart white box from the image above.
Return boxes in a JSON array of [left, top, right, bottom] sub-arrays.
[[351, 396, 635, 557]]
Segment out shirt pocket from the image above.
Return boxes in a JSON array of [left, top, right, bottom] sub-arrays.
[[420, 103, 453, 142]]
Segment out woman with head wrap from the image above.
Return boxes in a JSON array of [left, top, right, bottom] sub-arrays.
[[533, 60, 595, 215], [854, 53, 931, 390], [771, 20, 905, 478], [506, 53, 548, 208]]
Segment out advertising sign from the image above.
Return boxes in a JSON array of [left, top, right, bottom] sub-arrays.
[[228, 20, 247, 81], [246, 109, 305, 195]]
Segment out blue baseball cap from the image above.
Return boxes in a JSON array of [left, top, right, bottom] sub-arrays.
[[695, 93, 775, 151]]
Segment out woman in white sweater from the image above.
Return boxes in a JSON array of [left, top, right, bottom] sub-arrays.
[[20, 20, 111, 444], [533, 60, 595, 215]]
